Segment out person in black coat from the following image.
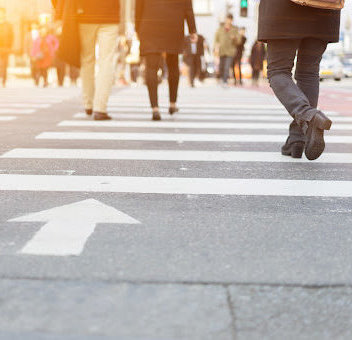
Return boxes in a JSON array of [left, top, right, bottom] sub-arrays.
[[258, 0, 341, 161], [184, 34, 205, 87], [135, 0, 197, 121], [249, 40, 266, 86]]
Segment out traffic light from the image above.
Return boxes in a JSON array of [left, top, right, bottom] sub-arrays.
[[240, 0, 248, 17]]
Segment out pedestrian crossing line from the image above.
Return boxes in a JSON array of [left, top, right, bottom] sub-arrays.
[[58, 120, 352, 131], [107, 103, 284, 110], [73, 112, 352, 123], [35, 132, 352, 144], [0, 103, 51, 109], [1, 174, 352, 197], [106, 106, 340, 116], [3, 148, 352, 164], [0, 109, 35, 115], [0, 116, 16, 121]]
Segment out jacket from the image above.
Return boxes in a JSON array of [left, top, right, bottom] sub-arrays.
[[135, 0, 197, 55], [258, 0, 341, 43], [214, 25, 241, 57]]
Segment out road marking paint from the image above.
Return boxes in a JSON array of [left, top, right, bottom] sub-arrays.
[[58, 120, 352, 131], [73, 112, 352, 123], [3, 148, 352, 164], [36, 132, 352, 144], [0, 116, 16, 121], [0, 109, 35, 114], [1, 175, 352, 197], [10, 199, 140, 256], [0, 103, 51, 108]]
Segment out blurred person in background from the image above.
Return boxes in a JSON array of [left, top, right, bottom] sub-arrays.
[[250, 40, 266, 86], [233, 27, 246, 86], [0, 7, 14, 87], [52, 0, 120, 120], [125, 32, 141, 85], [184, 33, 205, 88], [135, 0, 197, 121], [53, 25, 66, 87], [258, 0, 341, 161], [214, 14, 240, 87], [31, 26, 59, 87]]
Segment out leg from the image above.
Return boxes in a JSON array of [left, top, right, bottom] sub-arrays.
[[218, 56, 225, 82], [79, 24, 98, 111], [223, 56, 233, 84], [0, 55, 9, 86], [145, 54, 161, 109], [166, 53, 180, 106], [94, 24, 119, 113], [189, 56, 196, 87], [238, 59, 243, 84], [267, 39, 317, 140]]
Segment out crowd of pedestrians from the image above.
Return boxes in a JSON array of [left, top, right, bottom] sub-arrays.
[[2, 0, 344, 161]]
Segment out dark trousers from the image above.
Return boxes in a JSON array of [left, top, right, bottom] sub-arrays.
[[252, 69, 260, 84], [145, 53, 179, 108], [187, 54, 201, 86], [219, 56, 233, 84], [0, 54, 9, 86], [267, 38, 328, 143]]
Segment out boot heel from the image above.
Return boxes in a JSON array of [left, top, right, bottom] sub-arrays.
[[291, 143, 304, 159], [316, 114, 332, 130]]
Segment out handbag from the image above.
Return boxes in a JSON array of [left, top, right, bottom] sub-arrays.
[[290, 0, 344, 10]]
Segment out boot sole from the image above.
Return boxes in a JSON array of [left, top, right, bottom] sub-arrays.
[[305, 118, 332, 161]]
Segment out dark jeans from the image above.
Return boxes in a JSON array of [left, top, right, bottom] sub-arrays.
[[145, 53, 179, 108], [0, 54, 9, 86], [219, 56, 233, 84], [267, 38, 328, 143], [233, 55, 242, 84], [187, 54, 201, 86]]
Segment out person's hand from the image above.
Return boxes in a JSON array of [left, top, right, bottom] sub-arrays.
[[190, 33, 198, 43]]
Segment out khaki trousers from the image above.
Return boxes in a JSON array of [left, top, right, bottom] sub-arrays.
[[79, 24, 119, 113]]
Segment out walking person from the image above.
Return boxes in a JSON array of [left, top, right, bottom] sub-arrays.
[[258, 0, 341, 160], [52, 0, 120, 120], [184, 33, 205, 88], [233, 27, 246, 86], [250, 40, 266, 86], [0, 7, 14, 88], [31, 26, 58, 87], [135, 0, 197, 121], [214, 14, 240, 87]]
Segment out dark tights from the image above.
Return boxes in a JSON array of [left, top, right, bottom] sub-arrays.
[[145, 53, 180, 108]]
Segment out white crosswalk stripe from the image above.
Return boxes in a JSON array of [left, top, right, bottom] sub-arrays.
[[0, 116, 17, 121]]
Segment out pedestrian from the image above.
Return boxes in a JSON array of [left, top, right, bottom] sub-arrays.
[[233, 27, 246, 86], [31, 26, 58, 87], [214, 14, 240, 86], [53, 26, 66, 87], [52, 0, 120, 120], [249, 40, 266, 86], [135, 0, 197, 121], [184, 33, 205, 88], [258, 0, 341, 160], [0, 7, 14, 88]]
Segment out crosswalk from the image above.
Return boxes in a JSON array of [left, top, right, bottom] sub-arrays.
[[1, 85, 352, 197]]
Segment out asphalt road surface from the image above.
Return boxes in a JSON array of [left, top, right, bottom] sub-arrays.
[[0, 80, 352, 340]]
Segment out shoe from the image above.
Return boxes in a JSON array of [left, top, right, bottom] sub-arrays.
[[85, 109, 93, 116], [305, 111, 332, 161], [169, 107, 179, 115], [281, 140, 305, 159], [152, 111, 161, 121], [93, 112, 112, 121]]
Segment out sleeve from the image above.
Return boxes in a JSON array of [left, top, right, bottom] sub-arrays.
[[185, 0, 197, 34], [135, 0, 145, 36]]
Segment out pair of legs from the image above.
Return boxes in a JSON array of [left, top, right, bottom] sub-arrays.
[[34, 68, 48, 87], [188, 54, 201, 87], [252, 69, 260, 85], [219, 56, 234, 84], [267, 38, 328, 144], [79, 23, 119, 116], [145, 53, 180, 112], [0, 54, 9, 87]]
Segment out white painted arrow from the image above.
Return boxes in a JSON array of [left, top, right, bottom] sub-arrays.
[[9, 199, 141, 256]]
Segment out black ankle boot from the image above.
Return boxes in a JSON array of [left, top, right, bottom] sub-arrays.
[[305, 112, 332, 161], [281, 141, 305, 159]]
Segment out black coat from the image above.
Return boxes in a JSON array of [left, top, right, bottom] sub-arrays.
[[135, 0, 197, 55], [184, 35, 205, 56], [258, 0, 341, 43]]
